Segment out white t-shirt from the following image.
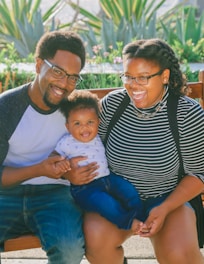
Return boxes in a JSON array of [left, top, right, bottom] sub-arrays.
[[55, 134, 110, 179]]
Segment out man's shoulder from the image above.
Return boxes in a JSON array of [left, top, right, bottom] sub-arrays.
[[0, 83, 30, 121], [0, 83, 30, 102]]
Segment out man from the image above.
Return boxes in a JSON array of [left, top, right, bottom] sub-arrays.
[[0, 31, 97, 264]]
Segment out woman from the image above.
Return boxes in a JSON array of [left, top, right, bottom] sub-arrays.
[[83, 39, 204, 264]]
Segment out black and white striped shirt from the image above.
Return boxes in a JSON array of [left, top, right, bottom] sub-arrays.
[[99, 89, 204, 199]]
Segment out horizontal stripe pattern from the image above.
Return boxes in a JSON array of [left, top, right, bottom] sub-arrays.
[[99, 89, 204, 198]]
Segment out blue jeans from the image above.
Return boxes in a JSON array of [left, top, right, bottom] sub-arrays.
[[71, 173, 142, 229], [0, 184, 84, 264]]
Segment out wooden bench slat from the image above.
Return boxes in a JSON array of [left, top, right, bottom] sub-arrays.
[[4, 235, 41, 251]]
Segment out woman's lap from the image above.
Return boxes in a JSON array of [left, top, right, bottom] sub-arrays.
[[150, 204, 204, 263], [151, 204, 197, 251], [84, 204, 203, 263]]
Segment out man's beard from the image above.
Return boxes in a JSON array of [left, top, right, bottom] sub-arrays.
[[43, 93, 60, 109]]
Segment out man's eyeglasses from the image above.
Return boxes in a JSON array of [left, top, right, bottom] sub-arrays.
[[44, 59, 82, 86], [120, 69, 163, 86]]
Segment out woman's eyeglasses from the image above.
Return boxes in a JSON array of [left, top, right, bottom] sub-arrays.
[[120, 69, 163, 85]]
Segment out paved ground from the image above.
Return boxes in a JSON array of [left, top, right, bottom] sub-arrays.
[[1, 236, 204, 263], [0, 257, 159, 263]]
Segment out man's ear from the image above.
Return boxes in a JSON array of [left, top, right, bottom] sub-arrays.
[[35, 58, 44, 74]]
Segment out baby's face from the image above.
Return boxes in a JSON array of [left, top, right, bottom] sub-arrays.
[[66, 108, 100, 143]]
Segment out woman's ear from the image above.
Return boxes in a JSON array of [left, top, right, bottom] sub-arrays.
[[162, 69, 170, 84]]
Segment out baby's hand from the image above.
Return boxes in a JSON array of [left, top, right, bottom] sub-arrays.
[[54, 158, 71, 174]]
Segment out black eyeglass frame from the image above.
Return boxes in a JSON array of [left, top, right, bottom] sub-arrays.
[[44, 59, 83, 85], [120, 69, 164, 85]]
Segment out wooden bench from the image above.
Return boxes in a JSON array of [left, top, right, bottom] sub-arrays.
[[1, 69, 204, 259]]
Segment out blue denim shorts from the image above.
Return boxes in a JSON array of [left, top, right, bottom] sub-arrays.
[[140, 192, 194, 221]]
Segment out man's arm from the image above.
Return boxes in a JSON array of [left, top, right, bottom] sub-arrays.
[[1, 155, 69, 187]]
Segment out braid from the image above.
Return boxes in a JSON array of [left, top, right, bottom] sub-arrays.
[[158, 41, 186, 95]]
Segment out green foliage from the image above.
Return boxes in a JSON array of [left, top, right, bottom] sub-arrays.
[[0, 42, 35, 64], [0, 43, 20, 64], [77, 12, 159, 58], [0, 69, 34, 92], [184, 64, 201, 83], [79, 73, 122, 89], [69, 0, 165, 33], [99, 0, 165, 24], [172, 39, 204, 63], [163, 6, 204, 44], [67, 0, 184, 59], [86, 42, 123, 64], [161, 6, 204, 62], [0, 0, 64, 58]]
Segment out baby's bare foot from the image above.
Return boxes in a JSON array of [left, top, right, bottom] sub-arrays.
[[131, 219, 142, 234]]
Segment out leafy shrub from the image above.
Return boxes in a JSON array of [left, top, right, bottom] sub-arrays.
[[0, 70, 34, 92], [79, 73, 122, 89], [161, 6, 204, 62], [0, 0, 64, 58]]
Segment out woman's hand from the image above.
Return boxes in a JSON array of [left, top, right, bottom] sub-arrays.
[[138, 204, 169, 237]]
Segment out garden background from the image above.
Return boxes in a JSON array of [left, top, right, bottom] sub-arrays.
[[0, 0, 204, 92]]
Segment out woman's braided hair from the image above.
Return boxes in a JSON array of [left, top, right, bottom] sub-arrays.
[[122, 39, 187, 96]]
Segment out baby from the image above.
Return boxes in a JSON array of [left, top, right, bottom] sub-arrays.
[[54, 90, 143, 231]]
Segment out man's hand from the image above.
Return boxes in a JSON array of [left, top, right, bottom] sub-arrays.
[[2, 155, 71, 186], [41, 155, 70, 179]]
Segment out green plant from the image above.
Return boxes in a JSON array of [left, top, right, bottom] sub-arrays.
[[161, 6, 204, 62], [67, 0, 185, 59], [99, 0, 165, 24], [0, 0, 64, 58], [0, 43, 21, 64], [79, 73, 122, 89], [75, 12, 159, 58], [0, 69, 34, 92], [172, 39, 204, 63], [0, 43, 34, 92], [69, 0, 165, 33], [85, 42, 123, 64], [185, 69, 200, 83]]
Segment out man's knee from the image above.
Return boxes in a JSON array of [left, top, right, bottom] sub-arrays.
[[46, 235, 85, 264]]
